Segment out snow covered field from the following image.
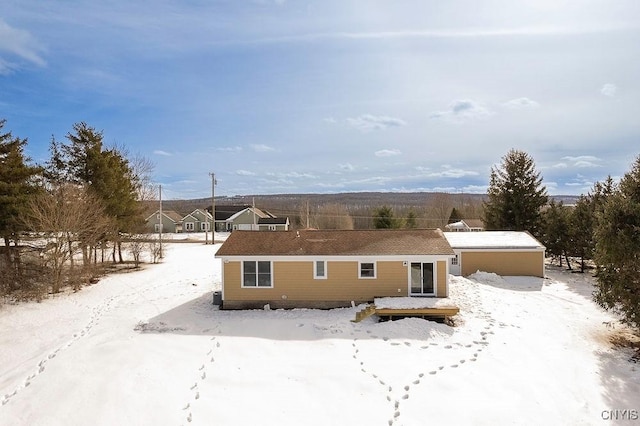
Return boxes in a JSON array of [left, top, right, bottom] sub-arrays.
[[1, 238, 639, 425]]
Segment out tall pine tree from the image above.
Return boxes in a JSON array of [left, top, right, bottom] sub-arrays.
[[0, 120, 42, 246], [594, 156, 640, 329], [0, 120, 42, 293], [483, 149, 548, 237]]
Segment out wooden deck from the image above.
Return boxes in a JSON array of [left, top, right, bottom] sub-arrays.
[[353, 305, 460, 323]]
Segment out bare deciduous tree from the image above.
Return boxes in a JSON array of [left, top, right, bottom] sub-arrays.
[[24, 184, 112, 293], [313, 203, 354, 230], [426, 193, 453, 229]]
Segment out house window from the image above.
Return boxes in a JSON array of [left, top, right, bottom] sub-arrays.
[[242, 261, 272, 287], [268, 225, 277, 231], [201, 222, 210, 231], [154, 224, 162, 232], [359, 262, 376, 279], [185, 222, 195, 231], [451, 255, 458, 265], [314, 261, 327, 279]]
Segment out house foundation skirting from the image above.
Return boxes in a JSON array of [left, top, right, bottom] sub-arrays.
[[221, 299, 371, 310]]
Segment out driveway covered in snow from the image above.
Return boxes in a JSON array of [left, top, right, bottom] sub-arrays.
[[1, 242, 638, 425]]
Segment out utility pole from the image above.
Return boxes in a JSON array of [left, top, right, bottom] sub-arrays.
[[159, 184, 163, 258], [209, 172, 216, 244]]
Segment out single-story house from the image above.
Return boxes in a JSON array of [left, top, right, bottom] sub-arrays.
[[214, 205, 252, 231], [258, 217, 290, 231], [225, 206, 272, 231], [215, 229, 455, 309], [144, 210, 184, 233], [443, 231, 546, 277], [182, 208, 213, 232], [444, 219, 485, 232]]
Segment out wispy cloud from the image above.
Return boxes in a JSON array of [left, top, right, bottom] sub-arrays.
[[250, 144, 276, 152], [153, 150, 172, 156], [375, 149, 402, 157], [601, 83, 617, 97], [266, 171, 317, 179], [562, 155, 603, 168], [0, 19, 46, 68], [417, 165, 479, 178], [430, 99, 492, 122], [236, 169, 256, 176], [223, 25, 634, 47], [503, 97, 540, 109], [216, 146, 243, 152], [347, 114, 407, 132]]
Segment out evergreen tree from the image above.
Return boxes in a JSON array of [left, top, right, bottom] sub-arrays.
[[0, 120, 42, 246], [567, 196, 595, 272], [0, 119, 42, 293], [373, 205, 401, 229], [448, 207, 462, 224], [483, 149, 548, 236], [405, 209, 417, 229], [594, 156, 640, 329], [540, 200, 570, 267], [52, 123, 143, 262]]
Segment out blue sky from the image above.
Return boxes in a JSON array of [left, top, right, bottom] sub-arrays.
[[1, 1, 639, 199]]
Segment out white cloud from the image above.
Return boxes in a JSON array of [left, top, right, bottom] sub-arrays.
[[216, 146, 242, 152], [267, 171, 317, 179], [236, 169, 256, 176], [374, 149, 402, 157], [0, 19, 46, 67], [430, 99, 492, 122], [561, 156, 602, 168], [415, 165, 478, 178], [601, 83, 617, 97], [323, 117, 337, 124], [250, 144, 276, 152], [503, 97, 540, 109], [153, 150, 172, 156], [347, 114, 407, 132]]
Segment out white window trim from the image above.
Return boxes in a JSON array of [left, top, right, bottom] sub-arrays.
[[358, 261, 376, 279], [201, 222, 210, 231], [268, 225, 277, 231], [241, 260, 274, 288], [185, 222, 195, 231], [314, 260, 327, 280], [451, 255, 458, 265]]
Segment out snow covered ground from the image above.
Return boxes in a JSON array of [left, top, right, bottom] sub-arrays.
[[1, 238, 639, 425]]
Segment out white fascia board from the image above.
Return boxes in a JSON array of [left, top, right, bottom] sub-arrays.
[[215, 254, 452, 262]]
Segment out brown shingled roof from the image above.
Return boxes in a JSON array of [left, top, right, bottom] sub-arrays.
[[215, 229, 454, 257]]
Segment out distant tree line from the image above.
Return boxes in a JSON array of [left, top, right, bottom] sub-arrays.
[[0, 119, 153, 300]]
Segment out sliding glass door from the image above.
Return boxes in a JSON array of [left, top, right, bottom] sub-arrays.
[[410, 262, 435, 296]]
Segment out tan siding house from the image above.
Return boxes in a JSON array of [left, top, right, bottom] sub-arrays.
[[215, 229, 455, 309], [444, 231, 546, 277]]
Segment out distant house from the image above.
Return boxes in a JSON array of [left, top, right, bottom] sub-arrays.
[[444, 231, 546, 277], [215, 229, 455, 309], [224, 206, 272, 231], [444, 219, 485, 232], [145, 210, 184, 233], [182, 208, 213, 233], [258, 217, 290, 231], [213, 205, 252, 231]]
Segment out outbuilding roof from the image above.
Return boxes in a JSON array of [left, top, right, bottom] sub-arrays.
[[444, 231, 545, 250], [216, 229, 454, 257]]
